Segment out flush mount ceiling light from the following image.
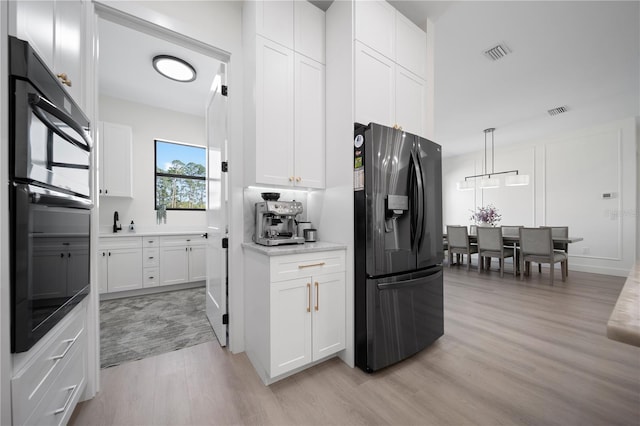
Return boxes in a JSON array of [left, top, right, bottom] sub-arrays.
[[152, 55, 196, 82], [457, 128, 530, 191]]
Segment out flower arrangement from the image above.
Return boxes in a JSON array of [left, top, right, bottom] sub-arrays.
[[470, 204, 501, 226]]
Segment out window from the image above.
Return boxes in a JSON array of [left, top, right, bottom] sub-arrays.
[[155, 140, 206, 210]]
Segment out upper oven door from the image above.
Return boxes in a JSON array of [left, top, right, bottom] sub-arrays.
[[12, 80, 91, 198]]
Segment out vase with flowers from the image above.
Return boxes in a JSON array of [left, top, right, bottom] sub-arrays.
[[470, 204, 501, 227]]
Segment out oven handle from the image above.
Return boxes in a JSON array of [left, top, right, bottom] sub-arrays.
[[24, 184, 93, 210], [28, 93, 91, 151]]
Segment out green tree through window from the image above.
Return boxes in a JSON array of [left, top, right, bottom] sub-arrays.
[[155, 140, 206, 210]]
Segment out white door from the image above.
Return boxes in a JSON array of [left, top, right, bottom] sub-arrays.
[[294, 53, 325, 189], [205, 64, 228, 346], [270, 278, 312, 377]]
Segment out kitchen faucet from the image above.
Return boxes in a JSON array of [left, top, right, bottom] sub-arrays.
[[113, 211, 122, 233]]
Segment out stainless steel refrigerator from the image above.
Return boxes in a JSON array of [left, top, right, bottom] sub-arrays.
[[354, 122, 444, 372]]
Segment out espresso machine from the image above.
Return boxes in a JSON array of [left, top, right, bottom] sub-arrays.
[[255, 200, 305, 246]]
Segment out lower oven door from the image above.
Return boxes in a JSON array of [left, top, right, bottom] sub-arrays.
[[12, 183, 92, 353], [365, 266, 444, 372]]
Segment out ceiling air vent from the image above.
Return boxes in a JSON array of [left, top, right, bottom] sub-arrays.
[[483, 44, 510, 61], [547, 106, 569, 116]]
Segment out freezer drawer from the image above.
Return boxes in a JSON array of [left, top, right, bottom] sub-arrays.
[[361, 268, 443, 372]]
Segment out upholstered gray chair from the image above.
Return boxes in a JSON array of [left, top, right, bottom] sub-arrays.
[[477, 227, 516, 277], [519, 227, 568, 285], [539, 226, 569, 274], [501, 226, 522, 237], [447, 225, 478, 270]]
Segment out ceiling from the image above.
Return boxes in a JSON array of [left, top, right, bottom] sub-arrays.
[[98, 18, 222, 117], [99, 1, 640, 158]]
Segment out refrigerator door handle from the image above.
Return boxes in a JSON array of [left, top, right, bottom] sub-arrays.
[[410, 149, 425, 249], [376, 269, 442, 290]]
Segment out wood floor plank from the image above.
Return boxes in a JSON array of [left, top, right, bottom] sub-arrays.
[[70, 268, 640, 425]]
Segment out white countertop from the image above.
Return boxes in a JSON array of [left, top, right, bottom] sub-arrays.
[[99, 230, 206, 238], [607, 263, 640, 347], [242, 241, 347, 256]]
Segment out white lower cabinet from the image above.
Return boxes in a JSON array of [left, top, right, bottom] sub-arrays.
[[11, 303, 86, 426], [99, 233, 206, 295], [245, 249, 346, 384], [159, 235, 207, 286], [98, 237, 142, 293]]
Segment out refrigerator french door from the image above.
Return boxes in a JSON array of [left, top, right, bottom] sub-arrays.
[[354, 122, 444, 372]]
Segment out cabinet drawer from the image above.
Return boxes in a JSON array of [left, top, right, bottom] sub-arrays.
[[143, 267, 159, 287], [12, 308, 85, 425], [99, 236, 141, 250], [270, 250, 346, 283], [143, 237, 160, 248], [24, 341, 86, 426], [160, 235, 206, 247], [142, 248, 159, 267]]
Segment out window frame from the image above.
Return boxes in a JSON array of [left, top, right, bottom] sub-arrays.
[[154, 139, 207, 211]]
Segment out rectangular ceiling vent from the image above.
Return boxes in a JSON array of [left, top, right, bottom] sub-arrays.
[[483, 44, 510, 61], [547, 106, 569, 116]]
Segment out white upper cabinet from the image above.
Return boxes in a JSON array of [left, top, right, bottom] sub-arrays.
[[255, 0, 294, 49], [99, 122, 133, 197], [354, 41, 395, 128], [12, 0, 85, 107], [396, 66, 427, 137], [245, 0, 326, 189], [353, 2, 428, 137], [294, 1, 325, 64], [354, 0, 396, 60], [13, 1, 55, 67], [294, 53, 325, 189], [54, 0, 84, 104], [395, 11, 427, 79], [255, 36, 295, 187]]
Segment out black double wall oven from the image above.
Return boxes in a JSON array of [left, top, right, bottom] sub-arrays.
[[9, 36, 92, 353]]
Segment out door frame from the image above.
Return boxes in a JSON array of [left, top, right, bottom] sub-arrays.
[[88, 2, 232, 399]]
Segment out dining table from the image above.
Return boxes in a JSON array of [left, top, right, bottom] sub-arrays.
[[442, 232, 584, 273]]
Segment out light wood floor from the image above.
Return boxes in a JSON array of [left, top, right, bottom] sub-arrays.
[[70, 267, 640, 425]]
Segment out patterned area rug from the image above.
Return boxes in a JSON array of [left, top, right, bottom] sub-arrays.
[[100, 287, 215, 368]]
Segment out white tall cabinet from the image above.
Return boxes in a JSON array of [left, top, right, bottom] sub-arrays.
[[353, 0, 428, 137], [244, 0, 326, 189]]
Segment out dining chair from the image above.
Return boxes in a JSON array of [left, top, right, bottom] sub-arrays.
[[447, 225, 478, 271], [501, 226, 522, 237], [477, 227, 516, 277], [519, 227, 567, 285], [538, 226, 569, 274], [469, 224, 477, 235]]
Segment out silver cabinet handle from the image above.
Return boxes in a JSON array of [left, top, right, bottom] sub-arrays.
[[53, 385, 77, 415], [49, 329, 81, 361]]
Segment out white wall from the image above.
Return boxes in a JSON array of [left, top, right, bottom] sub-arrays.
[[443, 117, 638, 276], [98, 95, 207, 232]]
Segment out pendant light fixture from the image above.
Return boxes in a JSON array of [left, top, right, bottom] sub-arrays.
[[457, 127, 529, 190]]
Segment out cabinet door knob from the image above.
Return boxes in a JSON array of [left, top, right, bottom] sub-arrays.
[[56, 73, 72, 87], [149, 256, 154, 259], [315, 282, 319, 311], [307, 283, 311, 313], [289, 176, 294, 182], [296, 177, 301, 182]]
